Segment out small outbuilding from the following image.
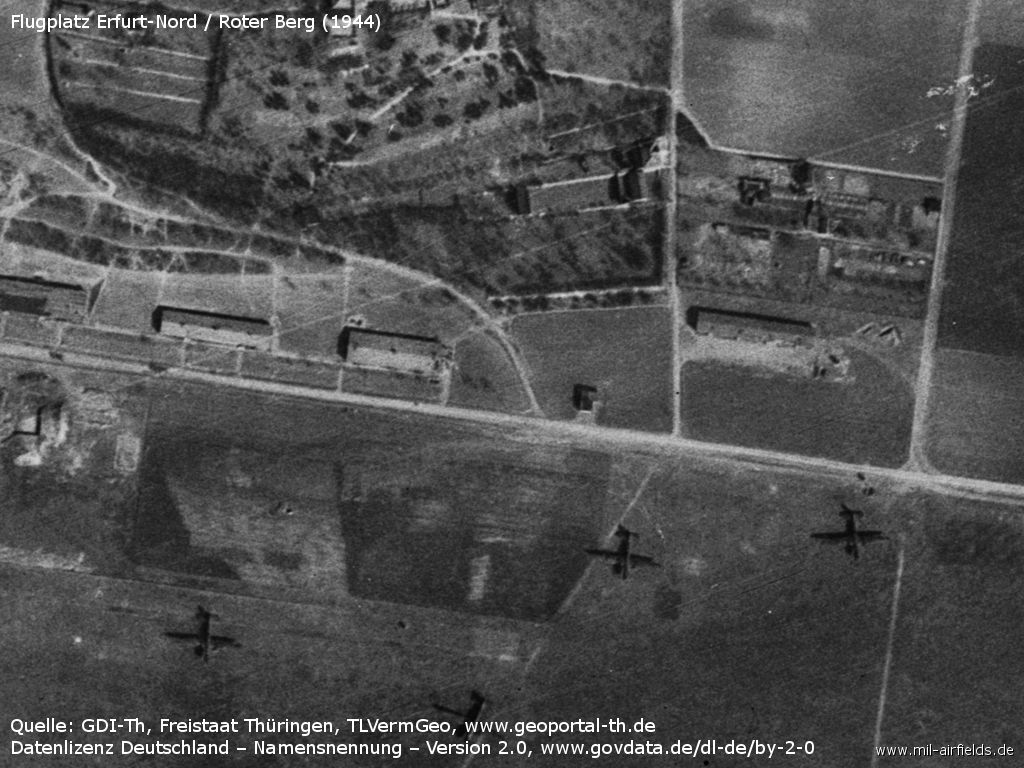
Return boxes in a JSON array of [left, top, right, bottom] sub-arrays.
[[572, 383, 597, 412]]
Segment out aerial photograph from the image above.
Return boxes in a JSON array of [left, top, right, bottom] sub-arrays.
[[0, 0, 1022, 765]]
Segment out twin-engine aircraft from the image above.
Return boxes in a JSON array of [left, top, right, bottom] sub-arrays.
[[811, 504, 886, 560], [434, 690, 487, 740], [585, 525, 660, 579], [165, 605, 241, 661]]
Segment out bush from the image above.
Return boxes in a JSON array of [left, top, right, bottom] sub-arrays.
[[263, 91, 289, 110], [463, 99, 490, 120]]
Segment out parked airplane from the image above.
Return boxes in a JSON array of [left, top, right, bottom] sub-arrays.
[[434, 690, 487, 740], [585, 525, 659, 579], [811, 504, 886, 560], [165, 605, 240, 661]]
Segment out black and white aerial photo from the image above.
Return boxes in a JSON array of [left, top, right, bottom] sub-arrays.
[[1, 0, 1023, 764]]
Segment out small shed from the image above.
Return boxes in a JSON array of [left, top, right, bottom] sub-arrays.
[[572, 384, 597, 412]]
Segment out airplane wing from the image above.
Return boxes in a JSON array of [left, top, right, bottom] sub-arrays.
[[433, 705, 464, 717], [164, 631, 200, 642], [210, 635, 241, 650], [857, 531, 886, 542], [810, 532, 848, 542], [627, 554, 659, 568], [584, 548, 619, 560]]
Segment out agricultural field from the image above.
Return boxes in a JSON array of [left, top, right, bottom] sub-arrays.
[[61, 326, 185, 369], [339, 440, 609, 621], [2, 203, 262, 275], [979, 0, 1024, 47], [680, 348, 914, 467], [16, 197, 245, 257], [0, 0, 74, 181], [508, 467, 1024, 767], [90, 270, 164, 332], [511, 306, 674, 432], [274, 271, 349, 356], [935, 43, 1024, 357], [50, 0, 218, 135], [681, 0, 965, 177], [0, 0, 52, 109], [156, 273, 276, 322], [0, 136, 97, 205], [345, 262, 478, 341], [922, 349, 1024, 485], [532, 0, 672, 87], [521, 470, 901, 766], [368, 54, 540, 153], [1, 355, 1023, 766], [133, 380, 609, 620], [0, 238, 108, 287], [0, 364, 144, 569], [921, 42, 1024, 485], [539, 77, 668, 156], [0, 566, 534, 768], [184, 342, 241, 374], [446, 329, 534, 414], [878, 496, 1024, 760], [136, 430, 348, 591], [2, 314, 60, 347], [46, 0, 529, 187], [341, 366, 443, 402], [239, 351, 341, 390], [324, 203, 664, 296]]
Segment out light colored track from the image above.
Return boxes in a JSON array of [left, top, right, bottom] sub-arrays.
[[871, 540, 907, 767], [667, 0, 684, 437], [2, 336, 1024, 510], [907, 0, 982, 470], [543, 69, 669, 94]]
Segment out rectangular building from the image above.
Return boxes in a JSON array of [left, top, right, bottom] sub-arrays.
[[0, 275, 102, 322], [153, 305, 273, 350], [528, 175, 618, 213], [686, 306, 813, 342], [339, 326, 447, 377]]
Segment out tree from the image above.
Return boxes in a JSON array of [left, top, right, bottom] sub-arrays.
[[463, 99, 489, 120], [455, 22, 475, 51], [514, 75, 537, 103], [396, 102, 425, 128], [482, 62, 500, 87], [263, 91, 289, 110], [473, 22, 489, 50]]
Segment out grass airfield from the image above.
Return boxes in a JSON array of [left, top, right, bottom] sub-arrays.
[[0, 373, 1022, 766]]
